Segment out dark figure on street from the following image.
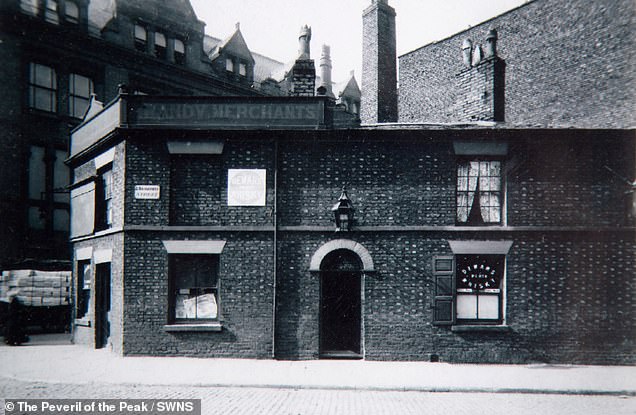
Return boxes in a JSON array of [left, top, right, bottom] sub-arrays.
[[4, 296, 28, 346]]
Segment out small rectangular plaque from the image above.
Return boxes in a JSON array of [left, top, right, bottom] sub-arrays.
[[135, 185, 160, 200]]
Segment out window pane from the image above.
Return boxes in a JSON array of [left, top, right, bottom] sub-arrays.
[[174, 39, 185, 53], [65, 0, 78, 22], [34, 88, 55, 112], [33, 64, 54, 87], [457, 294, 477, 319], [239, 63, 247, 76], [478, 295, 500, 319], [134, 24, 146, 41], [226, 58, 233, 72], [45, 0, 59, 24], [155, 32, 166, 47], [71, 74, 92, 96], [28, 146, 46, 200]]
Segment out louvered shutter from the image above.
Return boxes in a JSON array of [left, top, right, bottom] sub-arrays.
[[432, 255, 455, 325]]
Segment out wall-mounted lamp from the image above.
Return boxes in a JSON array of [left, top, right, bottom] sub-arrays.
[[331, 185, 354, 231]]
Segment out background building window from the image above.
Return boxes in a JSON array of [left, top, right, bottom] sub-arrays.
[[95, 165, 113, 230], [76, 260, 91, 319], [226, 58, 234, 72], [45, 0, 59, 24], [64, 0, 79, 24], [239, 62, 247, 76], [456, 254, 504, 323], [69, 73, 93, 118], [154, 32, 167, 59], [28, 63, 57, 113], [170, 255, 219, 322], [174, 38, 185, 65], [457, 160, 502, 225], [134, 24, 147, 52]]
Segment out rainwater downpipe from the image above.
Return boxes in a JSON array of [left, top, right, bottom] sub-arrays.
[[271, 137, 278, 358]]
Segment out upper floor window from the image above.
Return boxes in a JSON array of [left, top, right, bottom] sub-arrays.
[[170, 255, 219, 322], [45, 0, 59, 24], [28, 63, 57, 113], [69, 73, 93, 119], [226, 58, 234, 72], [456, 160, 502, 225], [154, 32, 167, 59], [95, 165, 113, 231], [174, 38, 186, 65], [134, 24, 147, 52], [64, 0, 79, 24], [239, 62, 247, 77]]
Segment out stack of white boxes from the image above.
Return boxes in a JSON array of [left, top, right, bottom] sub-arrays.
[[0, 270, 70, 306]]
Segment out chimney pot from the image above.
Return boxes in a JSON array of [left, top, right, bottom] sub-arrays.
[[485, 28, 498, 58], [298, 25, 312, 60], [462, 39, 473, 67]]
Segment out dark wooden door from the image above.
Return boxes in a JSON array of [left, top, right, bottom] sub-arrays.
[[320, 271, 361, 358], [95, 263, 111, 349]]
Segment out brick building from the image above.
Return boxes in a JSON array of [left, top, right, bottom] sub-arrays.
[[66, 0, 634, 364]]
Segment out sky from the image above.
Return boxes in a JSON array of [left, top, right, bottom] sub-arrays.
[[190, 0, 529, 82]]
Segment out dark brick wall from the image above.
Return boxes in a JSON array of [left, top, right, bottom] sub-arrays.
[[122, 232, 274, 358], [290, 60, 316, 97], [398, 0, 636, 127], [275, 231, 635, 364]]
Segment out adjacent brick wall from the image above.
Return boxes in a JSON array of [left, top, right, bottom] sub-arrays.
[[398, 0, 636, 127]]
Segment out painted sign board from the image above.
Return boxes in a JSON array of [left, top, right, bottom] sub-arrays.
[[128, 99, 325, 129], [227, 169, 266, 206], [135, 185, 161, 200]]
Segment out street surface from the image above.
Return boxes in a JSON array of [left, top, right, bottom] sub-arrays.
[[1, 379, 635, 415]]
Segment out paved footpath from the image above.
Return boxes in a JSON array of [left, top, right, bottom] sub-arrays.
[[1, 379, 635, 415], [0, 335, 635, 414]]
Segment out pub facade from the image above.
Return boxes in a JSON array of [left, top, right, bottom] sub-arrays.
[[67, 94, 635, 364]]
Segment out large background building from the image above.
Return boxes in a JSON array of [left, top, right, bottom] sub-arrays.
[[65, 0, 634, 364]]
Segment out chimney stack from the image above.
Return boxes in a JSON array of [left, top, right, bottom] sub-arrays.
[[319, 44, 335, 98], [290, 25, 316, 97], [456, 28, 505, 122], [361, 0, 398, 124]]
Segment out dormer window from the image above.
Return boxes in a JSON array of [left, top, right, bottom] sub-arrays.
[[239, 62, 247, 77], [155, 32, 167, 59], [226, 58, 234, 72], [134, 24, 147, 52], [64, 0, 79, 24], [45, 0, 59, 24], [174, 39, 185, 65]]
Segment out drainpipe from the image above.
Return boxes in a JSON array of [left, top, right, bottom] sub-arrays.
[[272, 138, 279, 358]]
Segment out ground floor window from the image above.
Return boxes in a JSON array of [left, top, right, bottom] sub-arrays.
[[169, 255, 219, 322], [76, 260, 91, 319], [433, 252, 506, 326], [456, 254, 504, 323]]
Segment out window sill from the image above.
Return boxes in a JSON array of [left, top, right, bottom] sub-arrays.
[[163, 322, 222, 332], [451, 325, 511, 333], [75, 318, 91, 327]]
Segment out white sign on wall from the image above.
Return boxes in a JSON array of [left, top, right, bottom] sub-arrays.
[[227, 169, 266, 206], [135, 185, 160, 200]]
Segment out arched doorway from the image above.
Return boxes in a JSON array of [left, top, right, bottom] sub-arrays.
[[319, 249, 362, 359]]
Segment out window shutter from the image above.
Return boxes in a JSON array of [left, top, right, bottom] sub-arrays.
[[432, 255, 455, 326]]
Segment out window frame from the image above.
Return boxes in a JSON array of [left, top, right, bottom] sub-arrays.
[[64, 0, 79, 24], [168, 254, 221, 324], [455, 254, 505, 324], [134, 24, 148, 52], [76, 259, 92, 319], [154, 31, 167, 59], [174, 38, 186, 65], [44, 0, 59, 24], [28, 62, 57, 113], [226, 58, 234, 72], [94, 164, 113, 231], [455, 157, 504, 226], [68, 73, 94, 119]]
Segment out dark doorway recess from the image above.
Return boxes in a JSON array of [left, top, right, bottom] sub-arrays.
[[320, 249, 362, 359], [95, 263, 111, 349]]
